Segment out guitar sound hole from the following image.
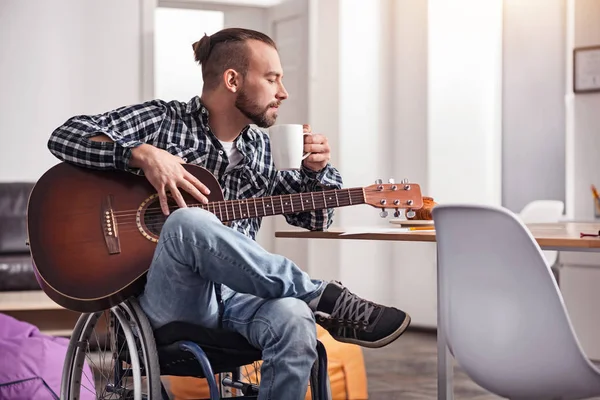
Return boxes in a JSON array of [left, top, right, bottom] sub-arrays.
[[142, 198, 177, 236]]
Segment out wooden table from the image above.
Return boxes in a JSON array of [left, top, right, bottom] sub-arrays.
[[275, 222, 600, 251], [275, 221, 600, 399]]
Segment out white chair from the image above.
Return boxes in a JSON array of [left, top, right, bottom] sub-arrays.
[[518, 200, 565, 267], [432, 204, 600, 400]]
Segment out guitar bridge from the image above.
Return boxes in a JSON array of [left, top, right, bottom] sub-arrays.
[[101, 195, 121, 254]]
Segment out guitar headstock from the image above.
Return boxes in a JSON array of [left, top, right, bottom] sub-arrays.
[[364, 178, 423, 218]]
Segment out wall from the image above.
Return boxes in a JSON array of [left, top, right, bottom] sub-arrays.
[[154, 7, 224, 102], [0, 0, 142, 182], [390, 0, 437, 327], [391, 0, 504, 327], [559, 0, 600, 361], [565, 0, 600, 220], [428, 0, 503, 206], [502, 0, 566, 212], [335, 0, 395, 305], [306, 0, 342, 283]]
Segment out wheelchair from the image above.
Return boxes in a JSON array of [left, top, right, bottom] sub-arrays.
[[60, 298, 332, 399]]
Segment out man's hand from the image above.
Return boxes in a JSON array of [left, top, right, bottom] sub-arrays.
[[302, 124, 330, 172], [130, 144, 211, 215]]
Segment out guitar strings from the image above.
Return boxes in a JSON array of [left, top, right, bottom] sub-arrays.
[[109, 188, 406, 235], [110, 188, 366, 217], [111, 188, 368, 218], [111, 189, 406, 223], [113, 192, 366, 222], [113, 193, 367, 229]]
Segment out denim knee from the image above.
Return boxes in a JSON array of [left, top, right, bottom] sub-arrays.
[[165, 207, 216, 227], [266, 298, 318, 356], [161, 207, 218, 237]]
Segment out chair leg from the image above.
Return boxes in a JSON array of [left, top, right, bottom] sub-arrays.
[[315, 340, 331, 400], [160, 382, 170, 400], [179, 341, 220, 400]]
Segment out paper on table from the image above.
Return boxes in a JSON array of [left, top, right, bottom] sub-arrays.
[[340, 226, 435, 235]]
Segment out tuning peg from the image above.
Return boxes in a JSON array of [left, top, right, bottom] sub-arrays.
[[394, 209, 401, 218], [375, 179, 383, 184], [402, 178, 409, 184], [388, 178, 395, 184], [406, 210, 416, 219], [380, 209, 388, 218]]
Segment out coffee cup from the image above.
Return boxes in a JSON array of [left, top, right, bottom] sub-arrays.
[[268, 124, 311, 170]]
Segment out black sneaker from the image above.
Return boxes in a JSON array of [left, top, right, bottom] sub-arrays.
[[314, 281, 411, 348]]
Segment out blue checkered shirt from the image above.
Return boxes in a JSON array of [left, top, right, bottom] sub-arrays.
[[47, 96, 343, 240]]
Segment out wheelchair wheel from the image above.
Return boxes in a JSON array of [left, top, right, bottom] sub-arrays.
[[60, 298, 163, 399]]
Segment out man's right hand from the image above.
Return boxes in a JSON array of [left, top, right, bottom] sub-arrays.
[[130, 144, 211, 215]]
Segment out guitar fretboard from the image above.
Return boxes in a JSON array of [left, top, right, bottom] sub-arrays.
[[196, 188, 365, 222]]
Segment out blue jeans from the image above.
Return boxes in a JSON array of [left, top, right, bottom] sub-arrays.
[[138, 208, 325, 400]]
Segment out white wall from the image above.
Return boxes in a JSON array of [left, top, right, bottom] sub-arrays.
[[502, 0, 566, 212], [305, 0, 342, 283], [565, 0, 600, 221], [0, 0, 142, 182], [154, 7, 224, 102], [335, 0, 395, 305], [391, 0, 503, 327], [559, 0, 600, 361], [428, 0, 503, 206], [390, 0, 438, 327]]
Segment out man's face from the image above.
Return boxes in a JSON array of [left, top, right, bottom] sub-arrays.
[[234, 40, 288, 128]]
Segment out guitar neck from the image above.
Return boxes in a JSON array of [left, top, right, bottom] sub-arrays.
[[198, 187, 365, 222]]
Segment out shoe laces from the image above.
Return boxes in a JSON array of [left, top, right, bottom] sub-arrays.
[[329, 287, 377, 330]]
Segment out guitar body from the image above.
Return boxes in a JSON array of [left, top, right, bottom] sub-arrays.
[[27, 162, 225, 312]]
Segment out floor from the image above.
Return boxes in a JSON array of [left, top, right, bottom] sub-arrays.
[[362, 328, 600, 400], [362, 329, 499, 400]]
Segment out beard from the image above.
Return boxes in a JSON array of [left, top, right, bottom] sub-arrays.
[[235, 88, 279, 128]]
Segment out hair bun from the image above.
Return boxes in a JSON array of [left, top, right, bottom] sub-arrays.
[[192, 33, 212, 64]]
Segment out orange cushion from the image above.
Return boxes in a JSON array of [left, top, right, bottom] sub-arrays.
[[166, 326, 368, 399]]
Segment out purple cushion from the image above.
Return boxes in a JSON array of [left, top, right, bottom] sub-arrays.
[[0, 313, 95, 399]]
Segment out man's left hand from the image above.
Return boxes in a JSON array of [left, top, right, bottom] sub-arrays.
[[302, 124, 330, 172]]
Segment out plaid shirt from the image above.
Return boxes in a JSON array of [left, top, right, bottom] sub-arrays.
[[48, 96, 343, 240]]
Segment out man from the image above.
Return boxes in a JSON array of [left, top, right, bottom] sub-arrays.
[[48, 28, 411, 399]]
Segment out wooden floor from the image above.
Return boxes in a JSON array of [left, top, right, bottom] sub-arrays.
[[362, 329, 600, 400]]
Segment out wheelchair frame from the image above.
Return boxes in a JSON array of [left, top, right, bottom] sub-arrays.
[[60, 298, 331, 400]]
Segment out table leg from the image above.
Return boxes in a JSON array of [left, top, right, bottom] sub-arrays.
[[437, 257, 453, 399]]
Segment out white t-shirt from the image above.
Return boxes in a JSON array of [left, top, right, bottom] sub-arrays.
[[219, 140, 243, 172]]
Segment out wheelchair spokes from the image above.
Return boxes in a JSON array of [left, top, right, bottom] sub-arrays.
[[61, 301, 161, 400]]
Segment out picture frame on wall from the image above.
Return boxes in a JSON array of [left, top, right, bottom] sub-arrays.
[[573, 45, 600, 94]]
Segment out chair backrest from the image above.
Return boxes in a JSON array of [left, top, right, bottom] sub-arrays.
[[519, 200, 564, 223], [432, 204, 600, 399], [518, 200, 564, 266]]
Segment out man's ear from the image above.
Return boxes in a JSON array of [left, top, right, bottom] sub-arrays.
[[223, 69, 240, 93]]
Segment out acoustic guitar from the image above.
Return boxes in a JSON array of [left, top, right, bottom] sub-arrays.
[[26, 162, 423, 312]]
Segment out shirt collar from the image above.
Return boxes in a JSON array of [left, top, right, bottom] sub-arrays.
[[188, 95, 257, 145]]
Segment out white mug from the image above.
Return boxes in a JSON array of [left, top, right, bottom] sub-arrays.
[[268, 124, 311, 170]]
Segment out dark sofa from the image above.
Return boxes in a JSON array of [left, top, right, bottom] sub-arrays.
[[0, 183, 40, 292]]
